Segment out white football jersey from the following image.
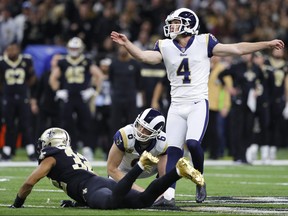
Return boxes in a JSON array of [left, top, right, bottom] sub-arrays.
[[113, 124, 167, 178], [157, 34, 218, 103]]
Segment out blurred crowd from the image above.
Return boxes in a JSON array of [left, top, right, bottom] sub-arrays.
[[0, 0, 287, 163], [1, 0, 288, 55]]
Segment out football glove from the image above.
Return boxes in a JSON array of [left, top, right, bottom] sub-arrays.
[[60, 200, 86, 208], [55, 89, 68, 102], [283, 102, 288, 120], [60, 200, 77, 208], [80, 87, 97, 102]]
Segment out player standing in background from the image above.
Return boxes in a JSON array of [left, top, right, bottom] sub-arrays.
[[111, 8, 284, 206], [0, 42, 37, 161], [264, 49, 288, 161], [49, 37, 103, 161]]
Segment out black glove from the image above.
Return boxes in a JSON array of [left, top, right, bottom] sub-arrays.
[[60, 200, 86, 208], [60, 200, 77, 208], [10, 195, 25, 208]]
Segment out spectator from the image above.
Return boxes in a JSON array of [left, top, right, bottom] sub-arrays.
[[0, 6, 17, 54]]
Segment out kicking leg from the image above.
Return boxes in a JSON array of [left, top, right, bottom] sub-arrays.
[[141, 158, 204, 207]]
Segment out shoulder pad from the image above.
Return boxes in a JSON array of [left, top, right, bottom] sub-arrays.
[[155, 131, 168, 154], [118, 125, 135, 149], [39, 146, 63, 160], [195, 34, 210, 43]]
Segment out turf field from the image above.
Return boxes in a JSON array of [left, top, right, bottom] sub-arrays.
[[0, 148, 288, 215]]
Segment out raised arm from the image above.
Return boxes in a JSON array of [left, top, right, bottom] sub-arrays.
[[110, 31, 162, 65], [213, 39, 285, 57]]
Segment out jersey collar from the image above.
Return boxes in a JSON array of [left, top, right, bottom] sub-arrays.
[[135, 139, 156, 155], [173, 36, 195, 53]]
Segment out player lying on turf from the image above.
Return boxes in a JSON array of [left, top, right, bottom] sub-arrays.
[[10, 127, 204, 209]]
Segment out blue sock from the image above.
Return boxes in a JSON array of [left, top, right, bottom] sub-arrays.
[[186, 139, 204, 173], [165, 146, 183, 189]]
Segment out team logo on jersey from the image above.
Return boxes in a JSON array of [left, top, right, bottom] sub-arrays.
[[210, 34, 218, 42], [82, 188, 87, 195], [115, 137, 122, 146], [244, 70, 256, 82], [39, 151, 46, 160]]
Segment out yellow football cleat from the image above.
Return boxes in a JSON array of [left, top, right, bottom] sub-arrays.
[[139, 150, 159, 172], [176, 157, 205, 186]]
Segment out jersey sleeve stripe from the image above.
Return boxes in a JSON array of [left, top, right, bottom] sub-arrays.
[[119, 128, 128, 150]]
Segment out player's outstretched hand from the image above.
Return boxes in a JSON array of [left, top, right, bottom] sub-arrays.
[[111, 31, 128, 45], [268, 39, 285, 50]]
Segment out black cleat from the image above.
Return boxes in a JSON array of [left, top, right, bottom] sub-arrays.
[[152, 196, 176, 207], [0, 152, 12, 161], [196, 182, 207, 203]]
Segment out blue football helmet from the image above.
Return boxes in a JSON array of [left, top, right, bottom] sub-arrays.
[[163, 8, 200, 39], [133, 108, 165, 142]]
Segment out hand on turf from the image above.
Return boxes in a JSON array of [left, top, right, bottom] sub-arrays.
[[60, 200, 76, 208]]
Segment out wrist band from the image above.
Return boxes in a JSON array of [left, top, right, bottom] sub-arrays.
[[13, 194, 25, 208]]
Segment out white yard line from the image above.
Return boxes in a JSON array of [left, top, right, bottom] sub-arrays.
[[1, 196, 288, 215], [1, 160, 288, 167], [231, 181, 288, 186], [206, 173, 288, 178], [183, 206, 288, 215]]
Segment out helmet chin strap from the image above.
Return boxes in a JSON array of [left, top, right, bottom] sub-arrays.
[[170, 32, 178, 39]]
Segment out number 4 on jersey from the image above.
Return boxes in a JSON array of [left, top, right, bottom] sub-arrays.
[[177, 58, 191, 84]]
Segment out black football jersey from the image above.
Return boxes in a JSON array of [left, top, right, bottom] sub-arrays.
[[264, 57, 288, 101], [39, 146, 95, 203], [57, 55, 93, 95], [0, 54, 35, 96], [218, 61, 263, 104]]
